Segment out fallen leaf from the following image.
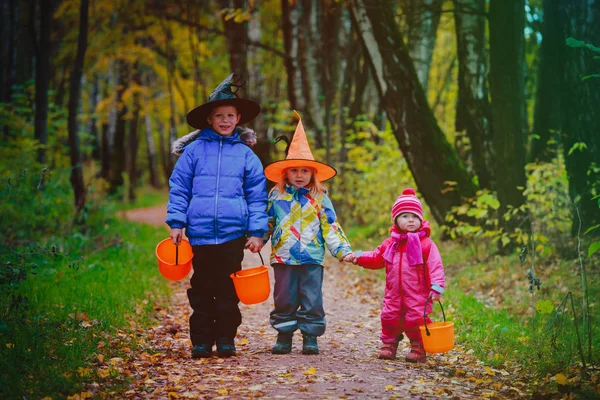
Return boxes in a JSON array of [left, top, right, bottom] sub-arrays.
[[303, 367, 317, 375]]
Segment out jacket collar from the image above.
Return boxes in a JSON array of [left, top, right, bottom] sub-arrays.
[[285, 184, 310, 197], [199, 128, 243, 143]]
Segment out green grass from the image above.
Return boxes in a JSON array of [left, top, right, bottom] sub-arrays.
[[116, 185, 169, 211], [0, 217, 171, 399]]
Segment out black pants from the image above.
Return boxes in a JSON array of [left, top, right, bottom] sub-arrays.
[[188, 237, 245, 346]]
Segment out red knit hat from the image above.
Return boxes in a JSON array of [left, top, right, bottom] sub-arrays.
[[391, 188, 424, 221]]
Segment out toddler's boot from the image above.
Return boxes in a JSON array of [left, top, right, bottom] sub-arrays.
[[302, 334, 319, 355], [405, 328, 426, 363], [378, 334, 403, 359], [378, 342, 399, 359], [216, 337, 236, 358], [271, 332, 293, 354]]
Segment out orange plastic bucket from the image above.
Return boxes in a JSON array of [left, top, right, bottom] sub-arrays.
[[155, 238, 193, 281], [230, 253, 270, 305], [419, 296, 455, 353]]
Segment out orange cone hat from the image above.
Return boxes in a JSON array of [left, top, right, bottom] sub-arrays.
[[264, 111, 337, 183]]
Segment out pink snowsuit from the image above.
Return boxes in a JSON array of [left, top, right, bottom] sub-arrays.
[[356, 222, 445, 344]]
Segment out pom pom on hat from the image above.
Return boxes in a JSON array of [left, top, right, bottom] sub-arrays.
[[391, 188, 424, 221]]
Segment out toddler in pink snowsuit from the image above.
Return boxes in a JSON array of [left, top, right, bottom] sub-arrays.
[[348, 188, 445, 363]]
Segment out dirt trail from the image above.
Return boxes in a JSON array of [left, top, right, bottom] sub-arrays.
[[115, 206, 529, 399]]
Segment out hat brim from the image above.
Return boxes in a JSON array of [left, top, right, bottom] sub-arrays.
[[186, 98, 261, 129], [264, 159, 337, 183]]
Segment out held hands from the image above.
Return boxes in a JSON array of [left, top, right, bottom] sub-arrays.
[[170, 228, 183, 245], [245, 236, 264, 253], [429, 291, 441, 302], [342, 253, 357, 264]]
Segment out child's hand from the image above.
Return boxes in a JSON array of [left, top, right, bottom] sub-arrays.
[[245, 236, 264, 253], [342, 253, 356, 264], [170, 228, 182, 245], [430, 291, 441, 302]]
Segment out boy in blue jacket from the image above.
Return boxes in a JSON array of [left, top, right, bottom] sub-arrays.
[[166, 74, 268, 359]]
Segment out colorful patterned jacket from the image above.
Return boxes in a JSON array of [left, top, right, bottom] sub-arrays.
[[267, 185, 352, 266]]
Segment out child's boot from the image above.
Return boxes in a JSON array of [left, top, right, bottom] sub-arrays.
[[191, 343, 213, 359], [216, 337, 236, 358], [271, 332, 293, 354], [378, 341, 399, 359], [405, 328, 426, 363], [378, 334, 403, 359], [302, 334, 319, 355]]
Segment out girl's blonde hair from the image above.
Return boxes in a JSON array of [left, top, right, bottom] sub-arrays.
[[273, 167, 326, 198]]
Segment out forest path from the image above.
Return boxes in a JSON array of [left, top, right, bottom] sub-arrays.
[[113, 206, 528, 399]]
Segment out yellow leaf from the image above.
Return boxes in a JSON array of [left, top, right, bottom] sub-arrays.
[[555, 373, 569, 385], [97, 369, 110, 379], [6, 343, 14, 349], [484, 366, 495, 376], [41, 397, 53, 400], [239, 338, 249, 346], [303, 367, 317, 375], [168, 392, 179, 399], [97, 354, 104, 362], [385, 385, 394, 390], [216, 388, 229, 395]]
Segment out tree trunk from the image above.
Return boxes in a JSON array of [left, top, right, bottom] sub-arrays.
[[89, 74, 100, 161], [220, 0, 249, 81], [298, 0, 325, 148], [247, 5, 270, 166], [453, 0, 495, 189], [34, 0, 53, 165], [0, 0, 17, 103], [281, 0, 305, 111], [127, 66, 141, 202], [67, 0, 88, 211], [489, 0, 528, 231], [406, 0, 443, 92], [529, 0, 561, 163], [109, 60, 129, 196], [557, 0, 600, 232], [143, 73, 161, 189], [349, 0, 476, 224]]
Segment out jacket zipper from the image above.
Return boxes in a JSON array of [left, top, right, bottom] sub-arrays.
[[214, 139, 223, 244]]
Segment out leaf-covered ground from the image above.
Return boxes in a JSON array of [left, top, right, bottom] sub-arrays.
[[94, 206, 532, 399]]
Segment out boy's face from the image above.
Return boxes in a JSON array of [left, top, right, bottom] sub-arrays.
[[285, 167, 313, 188], [207, 105, 241, 136], [395, 212, 421, 233]]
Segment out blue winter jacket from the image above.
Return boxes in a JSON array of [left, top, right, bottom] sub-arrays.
[[166, 128, 268, 246]]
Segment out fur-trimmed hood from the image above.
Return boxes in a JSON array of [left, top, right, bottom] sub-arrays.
[[171, 127, 258, 155]]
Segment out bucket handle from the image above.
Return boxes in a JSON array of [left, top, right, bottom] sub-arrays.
[[422, 293, 447, 337], [175, 244, 179, 265], [234, 250, 265, 277]]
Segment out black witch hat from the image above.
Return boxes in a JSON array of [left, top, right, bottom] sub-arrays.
[[186, 73, 261, 129]]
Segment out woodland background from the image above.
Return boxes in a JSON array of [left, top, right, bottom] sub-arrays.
[[0, 0, 599, 398]]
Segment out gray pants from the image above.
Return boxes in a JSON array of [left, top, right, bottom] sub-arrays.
[[269, 263, 326, 336]]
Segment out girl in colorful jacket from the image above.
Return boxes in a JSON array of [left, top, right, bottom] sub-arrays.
[[347, 188, 445, 363], [263, 111, 354, 355]]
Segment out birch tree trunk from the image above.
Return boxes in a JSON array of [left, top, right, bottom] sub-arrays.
[[453, 0, 495, 189], [67, 0, 88, 210], [530, 0, 561, 163], [406, 0, 443, 91], [349, 0, 476, 224], [557, 0, 600, 232], [489, 0, 528, 232]]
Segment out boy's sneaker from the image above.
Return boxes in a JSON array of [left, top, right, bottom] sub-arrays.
[[191, 343, 212, 359], [216, 337, 236, 358], [271, 332, 293, 354], [301, 334, 319, 355]]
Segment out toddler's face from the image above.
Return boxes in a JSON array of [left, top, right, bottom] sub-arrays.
[[395, 212, 421, 233], [285, 167, 313, 188], [207, 105, 241, 136]]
